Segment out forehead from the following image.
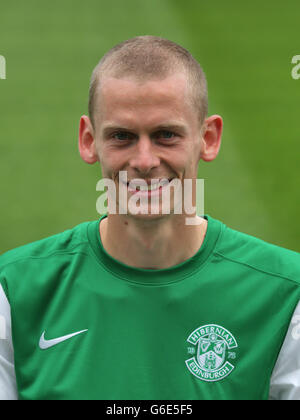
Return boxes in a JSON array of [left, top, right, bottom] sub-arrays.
[[96, 73, 196, 128]]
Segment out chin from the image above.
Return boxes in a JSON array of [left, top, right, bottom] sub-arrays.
[[126, 209, 173, 223]]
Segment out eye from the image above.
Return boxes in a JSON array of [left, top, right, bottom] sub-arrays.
[[111, 131, 135, 141], [155, 130, 176, 140]]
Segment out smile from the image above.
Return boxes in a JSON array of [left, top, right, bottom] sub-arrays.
[[123, 178, 174, 195]]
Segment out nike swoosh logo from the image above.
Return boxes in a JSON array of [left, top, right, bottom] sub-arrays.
[[39, 329, 88, 350]]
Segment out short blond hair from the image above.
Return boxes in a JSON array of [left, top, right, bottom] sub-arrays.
[[88, 36, 208, 130]]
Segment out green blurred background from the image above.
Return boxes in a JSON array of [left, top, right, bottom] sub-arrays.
[[0, 0, 299, 253]]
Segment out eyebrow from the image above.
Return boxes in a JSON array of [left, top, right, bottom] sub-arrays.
[[101, 122, 188, 136], [154, 124, 188, 133]]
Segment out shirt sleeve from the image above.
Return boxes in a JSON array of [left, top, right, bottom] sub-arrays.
[[269, 301, 300, 400], [0, 284, 18, 400]]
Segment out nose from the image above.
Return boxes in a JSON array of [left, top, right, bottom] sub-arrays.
[[129, 136, 160, 175]]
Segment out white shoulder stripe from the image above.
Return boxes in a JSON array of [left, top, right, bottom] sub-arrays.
[[0, 313, 5, 340], [0, 285, 18, 400], [270, 300, 300, 400]]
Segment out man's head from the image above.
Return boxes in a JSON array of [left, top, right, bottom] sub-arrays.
[[79, 36, 223, 219], [88, 35, 209, 133]]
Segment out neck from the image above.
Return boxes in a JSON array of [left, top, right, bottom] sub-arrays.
[[99, 214, 208, 270]]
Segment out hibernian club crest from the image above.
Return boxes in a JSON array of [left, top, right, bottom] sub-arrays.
[[185, 324, 238, 382]]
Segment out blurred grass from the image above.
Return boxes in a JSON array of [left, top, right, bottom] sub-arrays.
[[171, 0, 300, 249], [0, 0, 299, 252]]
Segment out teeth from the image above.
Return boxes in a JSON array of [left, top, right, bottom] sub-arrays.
[[138, 183, 159, 191], [129, 179, 171, 192]]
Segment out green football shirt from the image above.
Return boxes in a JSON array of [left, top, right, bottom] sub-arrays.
[[0, 215, 300, 400]]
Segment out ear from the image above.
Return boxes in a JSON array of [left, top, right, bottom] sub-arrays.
[[78, 115, 98, 164], [200, 115, 223, 162]]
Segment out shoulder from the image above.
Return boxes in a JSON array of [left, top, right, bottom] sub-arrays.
[[0, 220, 93, 274], [211, 217, 300, 286]]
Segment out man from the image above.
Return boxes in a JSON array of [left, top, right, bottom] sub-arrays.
[[0, 36, 299, 400]]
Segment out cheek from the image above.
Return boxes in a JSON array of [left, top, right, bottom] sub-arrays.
[[181, 156, 201, 180], [99, 147, 128, 179], [171, 145, 199, 175]]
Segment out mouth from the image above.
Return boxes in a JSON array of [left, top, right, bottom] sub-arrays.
[[123, 178, 174, 195]]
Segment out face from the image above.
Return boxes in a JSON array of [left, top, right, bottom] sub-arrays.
[[80, 72, 223, 220]]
